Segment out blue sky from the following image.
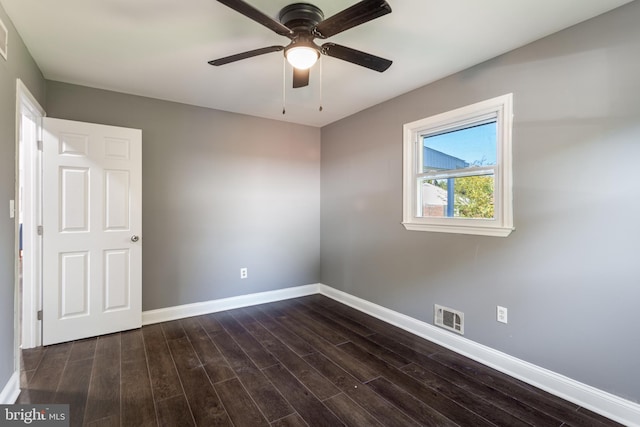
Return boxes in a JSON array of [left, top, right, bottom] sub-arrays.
[[423, 121, 496, 166]]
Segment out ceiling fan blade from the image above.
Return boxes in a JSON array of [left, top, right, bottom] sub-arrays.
[[292, 68, 310, 88], [314, 0, 391, 39], [216, 0, 293, 37], [322, 43, 392, 72], [208, 45, 284, 66]]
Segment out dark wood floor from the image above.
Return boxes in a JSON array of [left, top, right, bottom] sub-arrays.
[[18, 295, 622, 426]]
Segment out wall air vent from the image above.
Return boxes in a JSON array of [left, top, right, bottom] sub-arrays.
[[0, 17, 7, 60], [434, 304, 464, 335]]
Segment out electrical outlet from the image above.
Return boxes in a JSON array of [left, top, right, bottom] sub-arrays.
[[497, 306, 508, 324], [240, 268, 248, 279]]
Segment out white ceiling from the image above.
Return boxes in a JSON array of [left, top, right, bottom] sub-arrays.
[[1, 0, 633, 127]]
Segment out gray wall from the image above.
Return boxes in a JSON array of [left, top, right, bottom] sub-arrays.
[[320, 1, 640, 403], [0, 4, 46, 392], [46, 82, 321, 311]]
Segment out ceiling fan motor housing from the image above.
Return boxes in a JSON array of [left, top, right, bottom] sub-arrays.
[[280, 3, 324, 63], [278, 3, 324, 32]]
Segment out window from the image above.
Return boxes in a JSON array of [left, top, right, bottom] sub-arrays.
[[402, 94, 514, 236]]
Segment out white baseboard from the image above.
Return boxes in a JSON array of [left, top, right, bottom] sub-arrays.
[[142, 284, 320, 325], [0, 371, 20, 404], [317, 284, 640, 427]]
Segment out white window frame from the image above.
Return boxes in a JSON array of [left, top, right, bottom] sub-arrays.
[[402, 94, 514, 237]]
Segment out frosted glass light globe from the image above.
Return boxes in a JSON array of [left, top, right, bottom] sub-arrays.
[[286, 46, 319, 70]]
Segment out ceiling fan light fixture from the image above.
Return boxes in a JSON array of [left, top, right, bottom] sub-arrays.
[[210, 0, 393, 89], [285, 45, 319, 70]]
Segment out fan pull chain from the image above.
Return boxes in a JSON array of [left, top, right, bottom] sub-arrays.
[[319, 56, 323, 112], [282, 57, 286, 115]]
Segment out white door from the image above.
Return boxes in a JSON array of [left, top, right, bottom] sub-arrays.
[[42, 118, 142, 345]]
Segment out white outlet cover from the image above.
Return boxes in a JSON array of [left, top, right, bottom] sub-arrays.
[[497, 306, 508, 324]]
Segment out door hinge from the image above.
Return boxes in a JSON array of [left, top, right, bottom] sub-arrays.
[[37, 225, 43, 236], [37, 310, 42, 321], [37, 140, 43, 151]]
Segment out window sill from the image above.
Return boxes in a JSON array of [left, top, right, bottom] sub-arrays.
[[402, 222, 514, 237]]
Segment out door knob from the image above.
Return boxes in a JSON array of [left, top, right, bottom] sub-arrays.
[[131, 235, 140, 242]]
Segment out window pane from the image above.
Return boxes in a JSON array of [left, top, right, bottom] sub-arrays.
[[419, 174, 495, 219], [423, 121, 497, 172]]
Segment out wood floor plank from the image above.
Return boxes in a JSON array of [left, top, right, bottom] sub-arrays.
[[241, 306, 316, 357], [161, 319, 186, 341], [403, 359, 562, 426], [368, 326, 621, 427], [120, 325, 156, 427], [339, 341, 495, 427], [168, 336, 233, 426], [178, 365, 233, 426], [53, 357, 93, 427], [356, 330, 543, 426], [270, 413, 308, 427], [371, 322, 451, 356], [262, 363, 345, 426], [68, 338, 97, 362], [121, 356, 157, 427], [578, 407, 627, 427], [299, 296, 376, 337], [295, 303, 411, 369], [307, 296, 398, 334], [365, 331, 445, 368], [214, 310, 278, 369], [19, 342, 71, 403], [430, 351, 617, 427], [142, 324, 183, 401], [303, 352, 421, 427], [21, 369, 34, 388], [180, 316, 236, 383], [85, 415, 119, 427], [167, 336, 201, 370], [367, 376, 458, 426], [215, 378, 269, 426], [323, 392, 383, 427], [318, 296, 449, 355], [198, 312, 225, 334], [255, 304, 379, 382], [231, 309, 341, 401], [156, 394, 195, 427], [312, 296, 451, 354], [210, 330, 294, 421], [121, 329, 146, 362], [20, 346, 45, 371], [401, 363, 533, 427], [273, 300, 349, 345], [83, 334, 121, 424]]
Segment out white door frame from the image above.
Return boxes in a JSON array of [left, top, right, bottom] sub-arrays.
[[15, 79, 45, 355]]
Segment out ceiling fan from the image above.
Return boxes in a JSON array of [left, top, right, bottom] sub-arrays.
[[209, 0, 393, 88]]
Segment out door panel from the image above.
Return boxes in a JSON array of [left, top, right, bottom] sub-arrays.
[[105, 170, 130, 230], [60, 167, 89, 231], [59, 251, 89, 318], [104, 249, 130, 311], [42, 117, 142, 345]]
